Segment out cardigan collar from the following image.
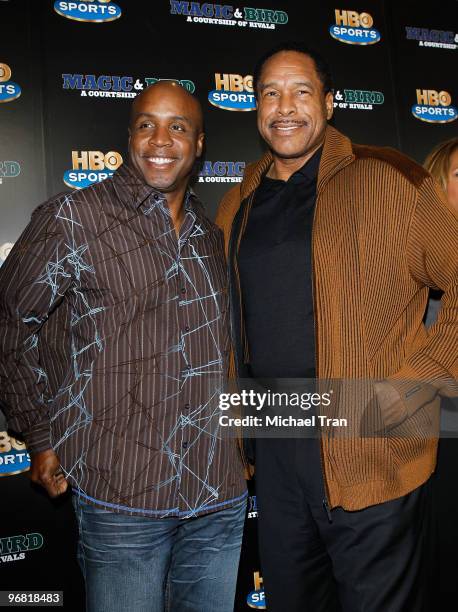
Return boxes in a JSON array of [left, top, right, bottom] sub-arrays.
[[240, 125, 355, 201]]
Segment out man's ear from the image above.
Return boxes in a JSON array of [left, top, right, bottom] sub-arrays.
[[325, 91, 334, 121], [196, 132, 205, 158]]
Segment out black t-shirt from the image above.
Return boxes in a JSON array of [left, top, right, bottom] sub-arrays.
[[237, 148, 321, 379]]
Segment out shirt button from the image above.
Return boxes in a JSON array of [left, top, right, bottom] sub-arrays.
[[184, 326, 190, 332], [182, 441, 188, 449], [186, 364, 192, 370], [181, 287, 186, 294], [184, 403, 190, 410], [154, 194, 159, 200]]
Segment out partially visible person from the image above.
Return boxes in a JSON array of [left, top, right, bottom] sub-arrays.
[[424, 137, 458, 608], [424, 137, 458, 326], [424, 137, 458, 211]]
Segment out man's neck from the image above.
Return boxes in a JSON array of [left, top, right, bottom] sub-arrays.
[[267, 143, 323, 182]]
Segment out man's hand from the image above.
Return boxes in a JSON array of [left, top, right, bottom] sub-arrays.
[[375, 379, 444, 432], [374, 381, 407, 430], [29, 449, 68, 498]]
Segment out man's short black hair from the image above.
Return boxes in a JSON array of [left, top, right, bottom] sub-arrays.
[[253, 41, 334, 98]]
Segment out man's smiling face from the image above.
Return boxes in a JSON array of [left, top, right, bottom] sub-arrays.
[[128, 82, 204, 196], [256, 51, 333, 165]]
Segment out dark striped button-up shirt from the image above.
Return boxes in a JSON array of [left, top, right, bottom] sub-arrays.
[[0, 164, 246, 517]]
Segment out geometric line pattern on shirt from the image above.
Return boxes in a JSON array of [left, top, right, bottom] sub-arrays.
[[10, 182, 237, 518]]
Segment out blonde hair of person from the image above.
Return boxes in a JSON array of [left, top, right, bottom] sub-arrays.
[[424, 137, 458, 191]]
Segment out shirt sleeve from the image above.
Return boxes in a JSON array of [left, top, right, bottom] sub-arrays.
[[0, 199, 73, 453]]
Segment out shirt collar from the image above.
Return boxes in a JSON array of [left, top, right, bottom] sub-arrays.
[[267, 146, 322, 185], [294, 146, 322, 182], [110, 163, 201, 217]]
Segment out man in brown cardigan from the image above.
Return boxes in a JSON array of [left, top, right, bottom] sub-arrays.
[[216, 42, 458, 612]]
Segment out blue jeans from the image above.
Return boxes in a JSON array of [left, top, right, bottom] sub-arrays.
[[72, 496, 246, 612]]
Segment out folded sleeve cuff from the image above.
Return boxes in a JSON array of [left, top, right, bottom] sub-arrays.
[[23, 423, 51, 454]]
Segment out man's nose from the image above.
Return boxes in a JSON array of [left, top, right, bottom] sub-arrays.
[[277, 92, 296, 116], [148, 125, 172, 147]]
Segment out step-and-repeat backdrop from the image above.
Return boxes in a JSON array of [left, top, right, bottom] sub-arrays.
[[1, 1, 457, 610]]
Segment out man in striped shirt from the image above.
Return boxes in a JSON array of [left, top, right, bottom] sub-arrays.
[[0, 81, 246, 612]]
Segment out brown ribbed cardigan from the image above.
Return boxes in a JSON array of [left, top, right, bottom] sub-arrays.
[[216, 125, 458, 511]]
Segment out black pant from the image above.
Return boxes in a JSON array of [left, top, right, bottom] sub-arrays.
[[255, 438, 431, 612]]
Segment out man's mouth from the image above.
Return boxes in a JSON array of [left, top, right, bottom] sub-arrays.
[[143, 156, 176, 166], [270, 121, 307, 132]]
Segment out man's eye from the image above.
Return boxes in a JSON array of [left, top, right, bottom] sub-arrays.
[[139, 122, 152, 129], [298, 90, 311, 96], [264, 90, 278, 98], [171, 124, 185, 131]]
